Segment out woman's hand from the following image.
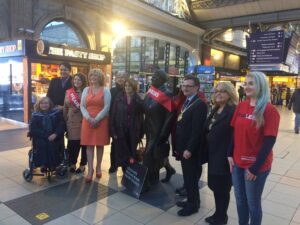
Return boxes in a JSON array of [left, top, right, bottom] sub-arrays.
[[48, 133, 57, 141], [88, 117, 98, 128], [228, 157, 234, 173], [129, 157, 135, 164], [246, 169, 257, 181], [183, 150, 191, 159]]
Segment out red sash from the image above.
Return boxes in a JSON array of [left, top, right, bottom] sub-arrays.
[[67, 88, 80, 109], [147, 85, 175, 112]]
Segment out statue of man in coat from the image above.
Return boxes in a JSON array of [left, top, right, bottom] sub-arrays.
[[143, 70, 176, 190]]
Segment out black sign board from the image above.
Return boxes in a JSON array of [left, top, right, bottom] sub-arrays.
[[121, 163, 148, 199], [25, 40, 111, 64], [248, 30, 284, 64]]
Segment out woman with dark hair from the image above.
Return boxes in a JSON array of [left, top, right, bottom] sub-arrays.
[[228, 71, 280, 225], [63, 73, 87, 173], [80, 69, 111, 183], [47, 62, 72, 110], [204, 81, 238, 225], [110, 78, 144, 172]]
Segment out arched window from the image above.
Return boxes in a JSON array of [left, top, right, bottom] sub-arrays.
[[40, 20, 87, 48]]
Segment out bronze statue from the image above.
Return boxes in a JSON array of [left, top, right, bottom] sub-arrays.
[[143, 70, 176, 189]]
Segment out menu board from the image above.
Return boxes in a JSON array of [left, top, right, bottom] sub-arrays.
[[248, 30, 284, 64]]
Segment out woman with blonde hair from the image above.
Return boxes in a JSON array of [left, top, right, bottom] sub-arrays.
[[80, 69, 111, 183], [228, 71, 280, 225], [204, 81, 238, 225]]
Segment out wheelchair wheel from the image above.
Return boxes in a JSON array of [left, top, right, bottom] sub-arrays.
[[23, 169, 33, 182]]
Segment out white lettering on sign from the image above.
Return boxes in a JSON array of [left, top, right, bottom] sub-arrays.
[[0, 45, 17, 54], [49, 47, 63, 56], [88, 53, 106, 61], [64, 49, 88, 59], [47, 46, 107, 62]]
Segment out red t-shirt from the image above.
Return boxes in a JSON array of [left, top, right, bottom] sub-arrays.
[[231, 100, 280, 172]]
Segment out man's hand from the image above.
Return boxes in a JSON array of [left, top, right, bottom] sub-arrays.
[[48, 133, 57, 141], [183, 150, 191, 159]]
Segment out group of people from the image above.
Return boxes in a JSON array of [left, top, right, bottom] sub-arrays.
[[29, 63, 281, 225]]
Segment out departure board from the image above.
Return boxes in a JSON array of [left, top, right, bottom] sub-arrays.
[[248, 30, 284, 64]]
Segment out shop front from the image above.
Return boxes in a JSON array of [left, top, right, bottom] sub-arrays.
[[0, 39, 111, 123]]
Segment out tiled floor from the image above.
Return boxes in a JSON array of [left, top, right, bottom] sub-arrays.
[[0, 106, 300, 225]]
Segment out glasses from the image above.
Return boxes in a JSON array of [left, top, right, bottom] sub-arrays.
[[214, 89, 227, 94], [181, 85, 195, 88]]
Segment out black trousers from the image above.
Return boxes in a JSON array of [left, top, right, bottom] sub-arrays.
[[67, 140, 87, 166], [181, 156, 202, 208], [208, 174, 232, 219]]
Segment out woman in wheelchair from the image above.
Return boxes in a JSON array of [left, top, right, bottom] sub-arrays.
[[28, 97, 65, 173]]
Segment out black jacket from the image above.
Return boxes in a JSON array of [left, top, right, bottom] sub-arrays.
[[175, 95, 207, 161], [47, 77, 72, 106], [288, 89, 300, 113], [204, 104, 235, 175], [109, 92, 144, 166]]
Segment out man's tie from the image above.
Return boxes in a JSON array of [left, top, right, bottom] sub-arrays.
[[182, 99, 190, 110]]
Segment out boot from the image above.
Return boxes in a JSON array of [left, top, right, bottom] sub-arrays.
[[161, 166, 176, 183]]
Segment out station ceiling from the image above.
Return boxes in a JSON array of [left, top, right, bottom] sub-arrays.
[[189, 0, 300, 29]]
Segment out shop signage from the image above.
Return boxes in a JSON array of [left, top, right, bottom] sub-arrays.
[[248, 30, 284, 64], [0, 40, 24, 57], [197, 65, 215, 74], [36, 40, 110, 64]]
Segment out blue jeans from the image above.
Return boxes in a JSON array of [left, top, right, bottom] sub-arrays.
[[295, 113, 300, 131], [232, 166, 270, 225]]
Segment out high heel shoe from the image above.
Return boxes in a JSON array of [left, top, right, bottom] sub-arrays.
[[85, 170, 94, 183], [96, 171, 102, 179]]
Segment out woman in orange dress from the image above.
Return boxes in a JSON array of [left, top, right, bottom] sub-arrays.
[[80, 69, 111, 183]]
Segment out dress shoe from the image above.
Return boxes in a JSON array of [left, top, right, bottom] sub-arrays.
[[40, 166, 47, 173], [295, 129, 299, 134], [69, 166, 76, 173], [177, 206, 198, 217], [176, 200, 188, 208], [108, 166, 117, 173], [175, 186, 187, 197], [161, 167, 176, 183], [75, 166, 85, 174], [205, 215, 228, 225]]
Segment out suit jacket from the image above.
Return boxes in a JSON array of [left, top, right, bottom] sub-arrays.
[[175, 95, 207, 161], [47, 77, 72, 106], [204, 104, 236, 175]]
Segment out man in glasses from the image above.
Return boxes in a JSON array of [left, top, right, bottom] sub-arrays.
[[175, 75, 207, 216]]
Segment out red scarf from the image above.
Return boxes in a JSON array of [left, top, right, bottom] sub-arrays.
[[67, 88, 80, 109], [147, 85, 175, 112]]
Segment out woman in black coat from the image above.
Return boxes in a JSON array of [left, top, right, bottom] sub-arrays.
[[109, 78, 144, 172], [204, 82, 238, 225], [29, 97, 65, 171]]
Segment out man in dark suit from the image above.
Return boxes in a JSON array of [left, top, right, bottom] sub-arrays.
[[47, 62, 72, 109], [175, 75, 207, 216]]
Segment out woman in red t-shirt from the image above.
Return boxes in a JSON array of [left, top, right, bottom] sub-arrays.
[[228, 71, 280, 225]]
